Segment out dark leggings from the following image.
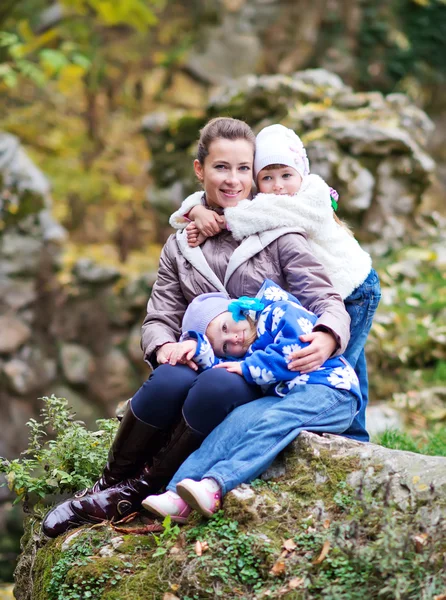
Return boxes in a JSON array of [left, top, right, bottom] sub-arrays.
[[131, 364, 262, 436]]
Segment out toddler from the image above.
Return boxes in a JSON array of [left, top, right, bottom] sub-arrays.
[[169, 124, 381, 442], [142, 279, 361, 522]]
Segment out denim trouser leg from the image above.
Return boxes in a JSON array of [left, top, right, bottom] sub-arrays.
[[168, 386, 356, 495], [342, 350, 369, 440], [342, 269, 381, 442]]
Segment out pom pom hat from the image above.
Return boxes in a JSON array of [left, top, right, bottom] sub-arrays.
[[254, 124, 310, 181], [182, 292, 231, 335]]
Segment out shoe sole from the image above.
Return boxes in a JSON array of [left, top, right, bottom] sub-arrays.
[[176, 480, 215, 518], [141, 498, 189, 524]]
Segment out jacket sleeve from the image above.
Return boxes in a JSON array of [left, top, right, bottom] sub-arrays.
[[180, 331, 224, 370], [141, 235, 189, 367], [276, 233, 350, 355], [169, 192, 204, 230]]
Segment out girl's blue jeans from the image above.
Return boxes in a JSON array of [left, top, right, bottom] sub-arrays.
[[341, 269, 381, 442], [167, 385, 357, 495]]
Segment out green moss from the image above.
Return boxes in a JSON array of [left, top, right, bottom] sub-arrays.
[[115, 533, 157, 554], [284, 446, 361, 502], [32, 539, 63, 600], [103, 566, 168, 600]]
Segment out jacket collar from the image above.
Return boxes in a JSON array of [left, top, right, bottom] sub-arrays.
[[176, 226, 306, 291], [176, 229, 227, 293]]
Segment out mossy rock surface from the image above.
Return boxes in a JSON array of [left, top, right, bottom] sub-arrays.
[[15, 432, 446, 600]]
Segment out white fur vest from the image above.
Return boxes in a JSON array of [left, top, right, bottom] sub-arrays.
[[224, 174, 372, 299]]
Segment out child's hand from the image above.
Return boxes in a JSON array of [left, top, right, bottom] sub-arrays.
[[166, 341, 198, 370], [186, 223, 208, 247], [156, 342, 176, 364], [214, 361, 242, 375], [287, 331, 336, 373], [189, 205, 226, 237]]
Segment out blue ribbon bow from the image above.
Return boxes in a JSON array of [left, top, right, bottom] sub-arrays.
[[228, 297, 265, 322]]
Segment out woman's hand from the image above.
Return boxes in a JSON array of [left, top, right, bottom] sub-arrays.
[[287, 331, 337, 373], [186, 223, 208, 248], [156, 341, 198, 371], [214, 361, 243, 375], [189, 205, 226, 237]]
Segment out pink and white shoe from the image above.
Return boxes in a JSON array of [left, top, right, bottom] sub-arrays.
[[176, 478, 222, 518], [142, 491, 192, 524]]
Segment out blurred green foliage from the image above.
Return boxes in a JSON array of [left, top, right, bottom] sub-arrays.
[[358, 0, 446, 94], [0, 0, 163, 89]]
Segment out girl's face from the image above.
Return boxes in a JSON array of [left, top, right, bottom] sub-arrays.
[[194, 138, 254, 209], [206, 311, 254, 358], [257, 165, 302, 196]]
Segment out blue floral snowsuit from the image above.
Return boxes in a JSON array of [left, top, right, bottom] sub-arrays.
[[182, 279, 361, 401]]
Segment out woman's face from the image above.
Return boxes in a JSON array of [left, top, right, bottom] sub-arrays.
[[194, 138, 254, 209]]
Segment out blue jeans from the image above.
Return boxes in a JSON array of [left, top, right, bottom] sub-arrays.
[[342, 269, 381, 442], [167, 385, 357, 495]]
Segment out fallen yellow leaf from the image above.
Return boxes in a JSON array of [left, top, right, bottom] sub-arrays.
[[283, 538, 297, 552], [270, 559, 286, 576], [289, 577, 304, 589], [312, 540, 330, 564]]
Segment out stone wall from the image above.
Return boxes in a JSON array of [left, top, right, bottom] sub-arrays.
[[143, 69, 439, 255], [0, 134, 154, 562]]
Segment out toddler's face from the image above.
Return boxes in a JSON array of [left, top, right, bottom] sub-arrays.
[[206, 311, 252, 358], [257, 165, 302, 196]]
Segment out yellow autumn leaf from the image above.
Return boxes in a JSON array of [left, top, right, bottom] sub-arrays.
[[282, 538, 297, 552], [312, 540, 330, 564], [270, 559, 286, 576], [6, 472, 15, 490], [56, 64, 86, 94]]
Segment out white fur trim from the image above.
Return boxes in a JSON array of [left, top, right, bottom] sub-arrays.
[[169, 192, 204, 229], [226, 174, 372, 299]]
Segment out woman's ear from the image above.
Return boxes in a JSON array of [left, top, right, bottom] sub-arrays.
[[194, 159, 204, 183]]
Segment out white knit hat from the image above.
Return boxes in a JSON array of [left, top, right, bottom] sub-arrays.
[[254, 124, 310, 181], [182, 292, 231, 335]]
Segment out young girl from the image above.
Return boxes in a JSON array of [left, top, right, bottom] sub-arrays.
[[142, 279, 361, 522], [169, 124, 381, 442]]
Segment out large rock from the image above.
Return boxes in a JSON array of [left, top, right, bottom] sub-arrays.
[[13, 431, 446, 600], [59, 344, 93, 386], [0, 317, 31, 354]]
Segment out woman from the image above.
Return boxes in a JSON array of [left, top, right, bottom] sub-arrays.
[[42, 117, 350, 538]]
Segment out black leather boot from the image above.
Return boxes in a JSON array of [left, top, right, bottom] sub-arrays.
[[70, 416, 204, 523], [41, 405, 165, 538], [89, 403, 165, 493]]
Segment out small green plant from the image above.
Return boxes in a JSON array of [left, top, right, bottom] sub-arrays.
[[0, 395, 118, 504], [187, 512, 273, 589], [152, 515, 181, 557], [333, 480, 359, 512], [47, 530, 127, 600]]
